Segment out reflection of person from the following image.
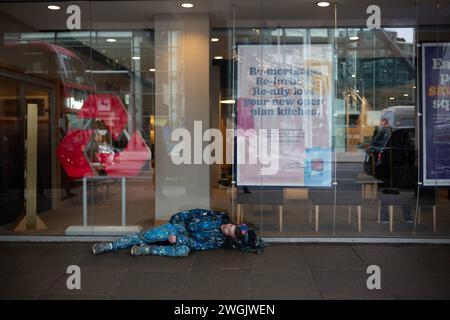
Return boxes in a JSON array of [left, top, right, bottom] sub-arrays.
[[379, 204, 413, 224], [92, 208, 266, 257], [370, 125, 390, 148], [87, 123, 113, 175]]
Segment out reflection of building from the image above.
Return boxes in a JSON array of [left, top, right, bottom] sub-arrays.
[[335, 28, 416, 150], [212, 27, 417, 152]]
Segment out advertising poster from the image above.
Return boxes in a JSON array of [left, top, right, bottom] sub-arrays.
[[237, 44, 333, 186], [422, 43, 450, 186]]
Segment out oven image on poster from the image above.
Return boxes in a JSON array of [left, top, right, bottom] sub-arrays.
[[236, 44, 332, 187], [422, 43, 450, 186]]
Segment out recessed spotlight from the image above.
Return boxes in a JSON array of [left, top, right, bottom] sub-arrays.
[[317, 2, 330, 7], [106, 38, 117, 43], [211, 38, 219, 42], [351, 74, 356, 78], [47, 5, 61, 10], [403, 93, 409, 97], [181, 3, 194, 8], [132, 56, 141, 60], [214, 56, 223, 60], [389, 97, 395, 100], [149, 68, 156, 72], [349, 36, 359, 41]]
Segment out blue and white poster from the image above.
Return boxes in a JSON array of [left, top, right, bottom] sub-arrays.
[[422, 43, 450, 186]]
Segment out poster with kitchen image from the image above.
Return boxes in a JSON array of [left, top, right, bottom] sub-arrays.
[[422, 43, 450, 186], [236, 44, 332, 186]]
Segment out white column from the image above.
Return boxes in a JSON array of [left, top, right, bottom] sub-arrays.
[[155, 14, 211, 221]]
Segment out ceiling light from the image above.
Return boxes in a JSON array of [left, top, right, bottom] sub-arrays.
[[47, 5, 61, 10], [351, 74, 356, 78], [389, 97, 395, 100], [349, 36, 359, 41], [181, 3, 194, 8], [149, 68, 156, 72], [106, 38, 117, 43], [317, 2, 330, 7], [132, 56, 141, 60], [403, 93, 409, 97], [214, 56, 223, 60], [221, 99, 236, 104], [211, 38, 219, 42]]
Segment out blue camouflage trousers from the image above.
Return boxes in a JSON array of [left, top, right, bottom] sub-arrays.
[[111, 223, 190, 257]]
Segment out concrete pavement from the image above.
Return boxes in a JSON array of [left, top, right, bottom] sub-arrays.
[[0, 242, 449, 300]]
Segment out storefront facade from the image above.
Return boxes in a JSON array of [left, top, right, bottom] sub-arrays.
[[0, 0, 449, 241]]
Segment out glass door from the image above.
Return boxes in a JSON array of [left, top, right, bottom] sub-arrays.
[[0, 75, 53, 232], [0, 76, 24, 228]]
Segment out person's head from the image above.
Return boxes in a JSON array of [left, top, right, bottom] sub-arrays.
[[220, 223, 248, 238], [221, 222, 266, 254]]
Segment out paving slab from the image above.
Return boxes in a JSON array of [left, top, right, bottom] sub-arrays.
[[192, 249, 250, 270], [250, 245, 310, 275], [312, 270, 396, 300], [404, 246, 450, 275], [353, 245, 431, 276], [251, 273, 322, 300], [111, 272, 187, 300], [384, 274, 450, 300], [14, 246, 89, 273], [39, 266, 128, 299], [1, 243, 450, 300], [0, 271, 62, 300], [129, 254, 195, 274], [302, 245, 367, 271], [184, 268, 251, 299], [79, 248, 138, 268]]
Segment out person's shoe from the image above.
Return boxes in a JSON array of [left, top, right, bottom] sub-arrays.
[[92, 242, 113, 255], [130, 244, 151, 256]]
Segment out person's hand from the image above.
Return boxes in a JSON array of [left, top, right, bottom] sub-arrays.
[[168, 235, 177, 244]]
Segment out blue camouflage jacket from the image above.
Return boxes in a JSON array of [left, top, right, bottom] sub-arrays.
[[169, 208, 231, 251]]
